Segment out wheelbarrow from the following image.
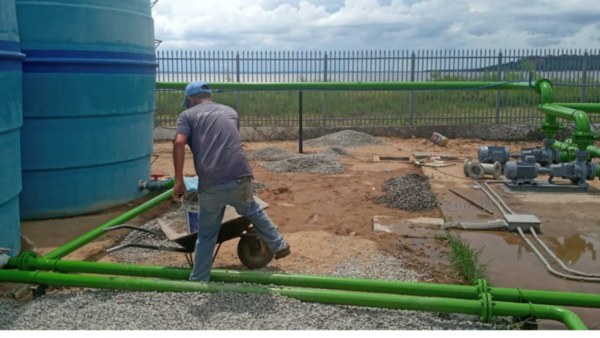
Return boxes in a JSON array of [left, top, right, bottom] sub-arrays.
[[104, 195, 275, 269]]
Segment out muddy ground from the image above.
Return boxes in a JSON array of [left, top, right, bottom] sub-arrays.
[[4, 136, 600, 330]]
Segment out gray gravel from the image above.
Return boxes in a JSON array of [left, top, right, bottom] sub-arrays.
[[373, 173, 439, 212], [0, 253, 491, 330], [305, 130, 389, 148], [259, 147, 349, 174], [252, 181, 270, 195], [264, 157, 345, 174], [246, 147, 297, 161]]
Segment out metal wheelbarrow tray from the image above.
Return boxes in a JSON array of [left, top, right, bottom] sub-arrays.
[[105, 197, 275, 269]]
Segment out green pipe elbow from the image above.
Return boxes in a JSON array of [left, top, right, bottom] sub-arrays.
[[534, 79, 554, 104]]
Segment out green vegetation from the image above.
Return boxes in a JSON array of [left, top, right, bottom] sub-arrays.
[[155, 73, 599, 127], [443, 232, 489, 286]]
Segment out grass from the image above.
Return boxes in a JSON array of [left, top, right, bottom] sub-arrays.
[[443, 232, 489, 285], [154, 73, 600, 127]]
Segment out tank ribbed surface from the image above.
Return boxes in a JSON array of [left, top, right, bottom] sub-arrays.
[[16, 0, 156, 219], [0, 0, 24, 255]]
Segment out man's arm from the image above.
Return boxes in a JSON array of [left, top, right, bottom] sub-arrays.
[[173, 113, 191, 203]]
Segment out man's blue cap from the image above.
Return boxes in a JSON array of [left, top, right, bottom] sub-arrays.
[[181, 81, 211, 108]]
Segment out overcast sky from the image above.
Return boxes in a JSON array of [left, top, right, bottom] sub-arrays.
[[152, 0, 600, 51]]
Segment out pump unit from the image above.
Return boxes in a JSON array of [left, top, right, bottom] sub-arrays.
[[521, 139, 560, 168], [540, 151, 596, 187]]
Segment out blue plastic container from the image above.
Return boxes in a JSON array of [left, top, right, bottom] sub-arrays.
[[16, 0, 157, 219], [0, 0, 25, 255]]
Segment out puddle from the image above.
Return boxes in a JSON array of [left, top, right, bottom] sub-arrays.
[[457, 230, 600, 330], [544, 234, 599, 266]]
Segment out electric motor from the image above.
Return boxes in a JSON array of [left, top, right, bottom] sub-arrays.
[[504, 156, 539, 185], [478, 146, 510, 165]]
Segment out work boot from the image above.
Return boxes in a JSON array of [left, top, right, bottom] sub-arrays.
[[274, 242, 291, 260]]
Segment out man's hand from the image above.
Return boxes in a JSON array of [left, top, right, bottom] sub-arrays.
[[172, 178, 188, 203]]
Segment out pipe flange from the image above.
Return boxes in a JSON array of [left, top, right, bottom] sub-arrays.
[[468, 162, 486, 180], [476, 279, 489, 295], [18, 251, 38, 271], [463, 159, 473, 177], [480, 293, 493, 323], [493, 161, 502, 180], [476, 279, 492, 323]]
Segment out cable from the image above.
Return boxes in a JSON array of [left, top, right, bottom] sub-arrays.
[[530, 228, 600, 278], [554, 83, 600, 87], [517, 227, 600, 283], [430, 167, 473, 180]]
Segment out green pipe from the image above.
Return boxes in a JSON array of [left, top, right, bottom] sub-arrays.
[[551, 140, 600, 164], [555, 103, 600, 113], [156, 81, 533, 91], [10, 257, 600, 309], [0, 269, 587, 329], [539, 103, 594, 150], [42, 189, 174, 260], [539, 104, 591, 133]]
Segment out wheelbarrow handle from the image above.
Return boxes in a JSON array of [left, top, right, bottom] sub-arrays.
[[103, 225, 161, 236], [106, 243, 190, 254]]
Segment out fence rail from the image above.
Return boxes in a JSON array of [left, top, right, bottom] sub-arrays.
[[155, 49, 600, 127]]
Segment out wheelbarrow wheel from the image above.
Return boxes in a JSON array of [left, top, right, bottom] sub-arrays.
[[237, 235, 274, 269]]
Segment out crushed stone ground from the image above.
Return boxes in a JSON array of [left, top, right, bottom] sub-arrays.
[[264, 157, 345, 174], [304, 130, 389, 148], [0, 253, 491, 330], [373, 173, 439, 212]]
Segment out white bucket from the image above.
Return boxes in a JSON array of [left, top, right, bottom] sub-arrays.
[[182, 192, 199, 234]]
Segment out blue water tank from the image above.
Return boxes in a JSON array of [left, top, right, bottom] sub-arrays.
[[16, 0, 157, 219], [0, 0, 24, 255]]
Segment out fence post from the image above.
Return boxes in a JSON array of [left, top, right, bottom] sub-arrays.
[[323, 53, 328, 128], [236, 52, 241, 130], [409, 52, 415, 125], [495, 51, 503, 124], [299, 91, 303, 154], [581, 51, 588, 103]]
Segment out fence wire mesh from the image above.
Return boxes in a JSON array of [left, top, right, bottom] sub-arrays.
[[155, 49, 600, 127]]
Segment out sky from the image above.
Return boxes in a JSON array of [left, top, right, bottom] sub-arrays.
[[152, 0, 600, 51]]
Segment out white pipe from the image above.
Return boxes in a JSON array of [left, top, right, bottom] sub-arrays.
[[530, 228, 600, 278], [517, 227, 600, 283], [443, 220, 508, 230]]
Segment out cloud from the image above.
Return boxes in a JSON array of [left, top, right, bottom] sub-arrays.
[[152, 0, 600, 50]]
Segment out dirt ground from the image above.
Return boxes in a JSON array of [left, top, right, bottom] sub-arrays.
[[4, 135, 600, 330]]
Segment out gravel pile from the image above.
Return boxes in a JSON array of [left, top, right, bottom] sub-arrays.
[[305, 130, 388, 148], [264, 157, 345, 174], [246, 147, 298, 161], [373, 173, 439, 212], [258, 147, 349, 174], [0, 253, 490, 330]]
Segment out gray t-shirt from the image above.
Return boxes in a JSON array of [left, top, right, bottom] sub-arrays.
[[176, 101, 252, 191]]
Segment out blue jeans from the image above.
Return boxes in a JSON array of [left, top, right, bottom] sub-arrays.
[[189, 177, 288, 282]]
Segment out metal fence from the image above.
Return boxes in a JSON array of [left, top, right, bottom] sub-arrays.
[[155, 49, 600, 127]]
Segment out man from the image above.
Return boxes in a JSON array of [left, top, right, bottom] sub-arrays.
[[172, 81, 291, 282]]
